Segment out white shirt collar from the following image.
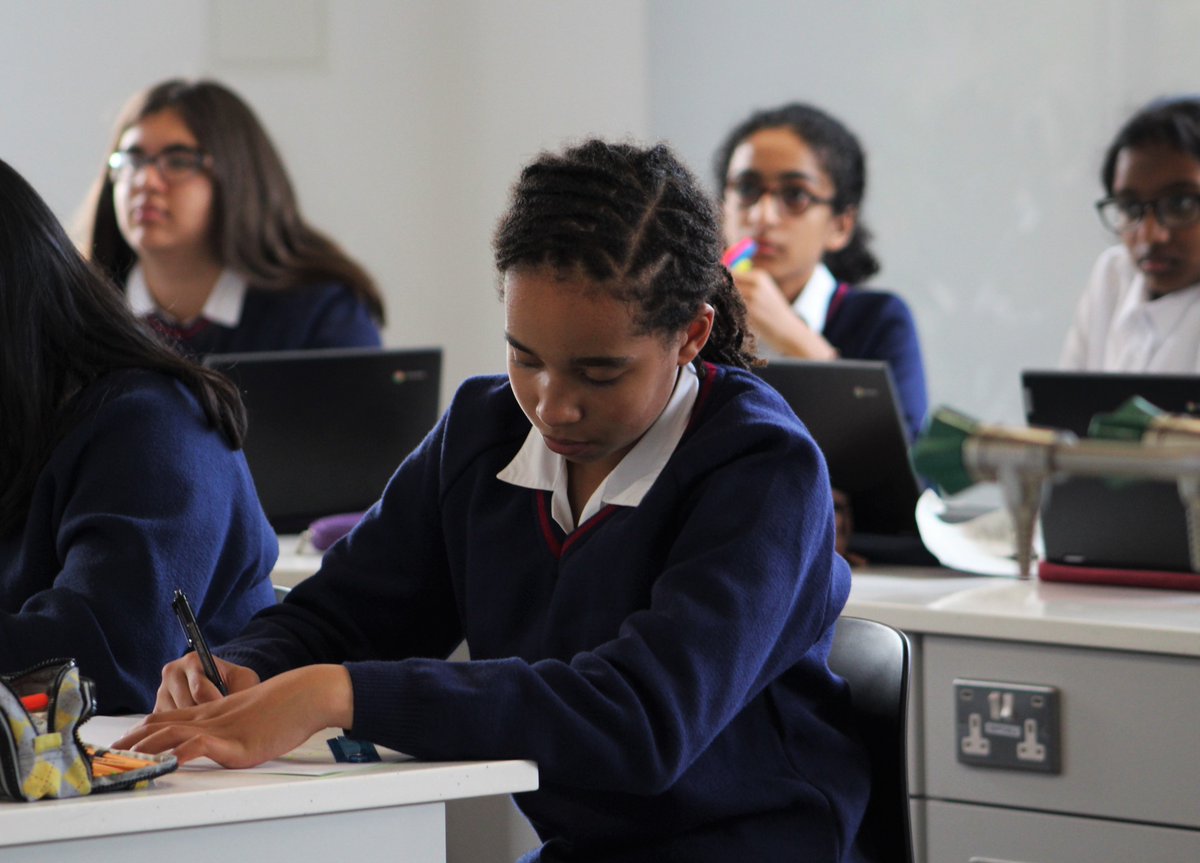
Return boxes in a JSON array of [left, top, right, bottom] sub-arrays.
[[1113, 275, 1200, 359], [497, 363, 701, 533], [126, 264, 247, 327], [790, 263, 838, 333], [1135, 274, 1200, 312]]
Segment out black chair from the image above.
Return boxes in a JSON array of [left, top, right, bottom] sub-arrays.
[[828, 616, 914, 863]]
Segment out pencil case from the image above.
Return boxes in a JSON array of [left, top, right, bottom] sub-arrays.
[[307, 511, 366, 551], [0, 658, 177, 801]]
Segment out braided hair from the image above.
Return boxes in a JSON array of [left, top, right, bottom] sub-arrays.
[[493, 139, 755, 369], [713, 102, 880, 285]]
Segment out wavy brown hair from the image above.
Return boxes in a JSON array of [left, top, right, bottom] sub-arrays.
[[79, 78, 384, 322]]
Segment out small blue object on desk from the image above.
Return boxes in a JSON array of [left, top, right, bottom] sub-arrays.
[[327, 735, 381, 763]]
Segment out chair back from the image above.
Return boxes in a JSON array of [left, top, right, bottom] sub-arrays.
[[828, 616, 913, 863]]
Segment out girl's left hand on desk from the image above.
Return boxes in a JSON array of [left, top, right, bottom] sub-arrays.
[[113, 664, 354, 769]]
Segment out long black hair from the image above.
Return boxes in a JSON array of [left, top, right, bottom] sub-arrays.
[[713, 102, 880, 284], [0, 157, 247, 537], [1102, 95, 1200, 194], [493, 139, 755, 369], [79, 78, 385, 322]]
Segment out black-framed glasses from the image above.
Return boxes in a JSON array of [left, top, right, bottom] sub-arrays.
[[724, 177, 835, 216], [107, 146, 211, 184], [1095, 192, 1200, 234]]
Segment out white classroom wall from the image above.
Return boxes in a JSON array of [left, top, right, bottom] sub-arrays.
[[649, 0, 1200, 423], [0, 0, 650, 412], [6, 2, 1200, 422]]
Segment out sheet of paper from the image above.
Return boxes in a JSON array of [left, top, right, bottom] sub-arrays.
[[914, 487, 1038, 578], [82, 715, 410, 776]]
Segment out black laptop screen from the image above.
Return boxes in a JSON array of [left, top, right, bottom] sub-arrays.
[[1022, 369, 1200, 571], [754, 359, 921, 538], [206, 347, 442, 534]]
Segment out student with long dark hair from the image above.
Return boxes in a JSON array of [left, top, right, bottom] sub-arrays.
[[118, 140, 869, 861], [1062, 95, 1200, 370], [0, 157, 276, 713], [79, 78, 384, 355], [715, 102, 928, 439]]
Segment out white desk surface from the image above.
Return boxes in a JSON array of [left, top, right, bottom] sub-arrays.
[[271, 533, 322, 588], [847, 566, 1200, 657], [0, 716, 537, 848], [272, 538, 1200, 658], [273, 534, 1200, 657]]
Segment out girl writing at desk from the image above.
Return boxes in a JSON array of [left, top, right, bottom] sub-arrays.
[[120, 140, 869, 862], [0, 158, 276, 714], [79, 78, 385, 356]]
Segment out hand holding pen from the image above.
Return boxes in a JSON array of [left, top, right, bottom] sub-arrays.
[[170, 589, 229, 697]]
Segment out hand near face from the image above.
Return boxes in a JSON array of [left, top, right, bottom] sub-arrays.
[[115, 664, 354, 769], [732, 267, 794, 331], [732, 268, 838, 360]]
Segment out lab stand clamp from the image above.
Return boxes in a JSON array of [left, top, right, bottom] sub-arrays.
[[911, 397, 1200, 578]]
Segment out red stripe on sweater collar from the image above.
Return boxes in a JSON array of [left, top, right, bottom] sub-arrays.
[[536, 361, 721, 559]]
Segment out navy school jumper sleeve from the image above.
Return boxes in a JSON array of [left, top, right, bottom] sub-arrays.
[[823, 287, 928, 440], [0, 369, 278, 714], [220, 365, 870, 861]]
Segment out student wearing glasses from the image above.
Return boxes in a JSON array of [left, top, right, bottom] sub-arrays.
[[79, 79, 384, 356], [0, 158, 276, 714], [714, 103, 928, 441], [1061, 96, 1200, 372]]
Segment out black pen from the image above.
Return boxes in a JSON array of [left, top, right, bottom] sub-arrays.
[[170, 589, 229, 696]]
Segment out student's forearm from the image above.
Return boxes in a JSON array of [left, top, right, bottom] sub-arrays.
[[313, 663, 355, 729]]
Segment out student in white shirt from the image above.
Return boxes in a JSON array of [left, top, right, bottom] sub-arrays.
[[1062, 96, 1200, 372]]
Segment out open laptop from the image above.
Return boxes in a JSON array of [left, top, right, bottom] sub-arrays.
[[206, 347, 442, 533], [754, 360, 923, 549], [1022, 370, 1200, 571]]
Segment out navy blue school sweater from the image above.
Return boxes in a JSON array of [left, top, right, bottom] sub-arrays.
[[147, 282, 381, 355], [824, 287, 928, 440], [221, 364, 869, 861], [0, 370, 277, 713]]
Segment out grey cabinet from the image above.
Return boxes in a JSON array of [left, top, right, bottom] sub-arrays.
[[908, 633, 1200, 861]]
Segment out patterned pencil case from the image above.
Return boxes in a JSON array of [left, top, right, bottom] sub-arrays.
[[0, 658, 177, 801]]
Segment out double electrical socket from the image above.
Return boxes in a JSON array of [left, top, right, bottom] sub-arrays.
[[955, 679, 1061, 774]]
